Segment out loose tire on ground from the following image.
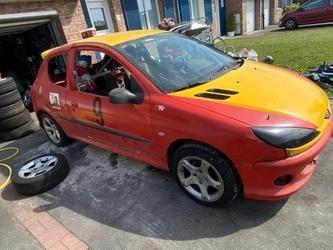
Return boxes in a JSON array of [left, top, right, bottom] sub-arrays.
[[11, 154, 69, 195], [0, 90, 21, 107], [40, 113, 72, 147], [0, 109, 32, 131], [0, 120, 35, 141], [0, 77, 16, 95], [0, 102, 25, 120], [171, 143, 240, 206]]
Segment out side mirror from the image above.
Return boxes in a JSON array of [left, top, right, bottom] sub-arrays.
[[108, 88, 141, 104]]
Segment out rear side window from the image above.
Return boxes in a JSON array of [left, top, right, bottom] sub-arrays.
[[303, 0, 325, 10], [48, 55, 67, 86]]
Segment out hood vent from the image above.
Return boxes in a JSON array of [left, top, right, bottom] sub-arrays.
[[195, 88, 238, 100], [195, 92, 230, 100], [206, 89, 239, 95]]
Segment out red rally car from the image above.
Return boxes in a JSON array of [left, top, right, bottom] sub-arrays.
[[31, 30, 333, 206]]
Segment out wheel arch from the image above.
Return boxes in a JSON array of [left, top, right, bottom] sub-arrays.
[[36, 110, 60, 130], [166, 139, 243, 192]]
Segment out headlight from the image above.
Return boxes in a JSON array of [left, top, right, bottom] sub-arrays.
[[252, 127, 319, 148]]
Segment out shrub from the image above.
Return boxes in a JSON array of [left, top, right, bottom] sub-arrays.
[[283, 3, 300, 14]]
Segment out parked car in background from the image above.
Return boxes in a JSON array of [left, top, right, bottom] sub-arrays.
[[279, 0, 333, 29]]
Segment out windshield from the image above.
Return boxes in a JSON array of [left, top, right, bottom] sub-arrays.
[[115, 34, 237, 93]]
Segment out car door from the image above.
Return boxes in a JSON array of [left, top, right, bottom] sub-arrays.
[[40, 51, 76, 134], [327, 0, 333, 22], [66, 45, 154, 157], [296, 0, 327, 25]]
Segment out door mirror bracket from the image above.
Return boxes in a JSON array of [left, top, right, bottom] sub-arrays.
[[108, 88, 143, 104]]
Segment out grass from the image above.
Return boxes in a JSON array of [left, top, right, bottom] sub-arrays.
[[220, 25, 333, 96], [224, 26, 333, 72]]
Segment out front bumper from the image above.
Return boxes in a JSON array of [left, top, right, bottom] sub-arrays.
[[244, 120, 333, 201]]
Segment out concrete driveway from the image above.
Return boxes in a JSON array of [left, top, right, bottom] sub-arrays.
[[1, 129, 332, 249]]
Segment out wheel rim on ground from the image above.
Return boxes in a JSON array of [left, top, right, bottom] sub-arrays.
[[177, 156, 224, 202], [18, 155, 59, 178], [285, 20, 295, 29], [42, 117, 61, 144]]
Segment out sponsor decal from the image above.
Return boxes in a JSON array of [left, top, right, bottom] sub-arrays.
[[49, 92, 61, 110]]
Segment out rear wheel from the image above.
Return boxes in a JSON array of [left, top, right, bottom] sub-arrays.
[[40, 113, 71, 147], [284, 19, 297, 30], [171, 143, 240, 206]]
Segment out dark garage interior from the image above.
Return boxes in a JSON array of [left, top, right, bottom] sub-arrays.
[[0, 21, 60, 108]]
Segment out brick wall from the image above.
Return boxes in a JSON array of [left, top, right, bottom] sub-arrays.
[[270, 0, 280, 24], [0, 0, 87, 42], [226, 0, 244, 34], [255, 0, 263, 30], [107, 0, 127, 32]]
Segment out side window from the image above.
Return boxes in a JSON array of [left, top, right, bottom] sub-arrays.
[[74, 50, 141, 96], [48, 55, 67, 86], [303, 0, 325, 10]]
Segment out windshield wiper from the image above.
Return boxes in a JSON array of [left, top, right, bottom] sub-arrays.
[[209, 59, 244, 80], [172, 81, 208, 92]]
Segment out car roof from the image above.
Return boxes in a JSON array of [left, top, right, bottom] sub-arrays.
[[42, 29, 165, 59]]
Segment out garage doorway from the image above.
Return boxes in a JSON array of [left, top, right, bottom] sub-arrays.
[[246, 0, 255, 33], [0, 15, 62, 109]]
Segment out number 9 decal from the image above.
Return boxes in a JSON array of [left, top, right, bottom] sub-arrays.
[[93, 97, 104, 126]]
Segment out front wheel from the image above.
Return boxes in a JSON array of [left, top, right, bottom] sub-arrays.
[[284, 19, 297, 30], [171, 143, 240, 206], [40, 113, 71, 147]]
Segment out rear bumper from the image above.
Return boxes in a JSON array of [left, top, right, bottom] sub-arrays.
[[244, 120, 333, 201]]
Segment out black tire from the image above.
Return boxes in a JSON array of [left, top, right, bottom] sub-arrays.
[[0, 102, 25, 120], [171, 143, 240, 207], [0, 109, 32, 131], [0, 77, 16, 95], [0, 120, 35, 141], [40, 113, 72, 147], [11, 154, 69, 195], [0, 90, 21, 107], [284, 19, 297, 30]]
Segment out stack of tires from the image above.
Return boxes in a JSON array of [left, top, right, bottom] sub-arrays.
[[0, 77, 35, 141]]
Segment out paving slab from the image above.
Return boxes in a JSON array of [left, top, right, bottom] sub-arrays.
[[0, 204, 42, 250]]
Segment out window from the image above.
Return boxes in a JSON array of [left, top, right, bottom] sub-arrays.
[[303, 0, 325, 10], [74, 50, 137, 96], [330, 0, 333, 5], [48, 55, 67, 86], [90, 8, 108, 31], [116, 34, 235, 93]]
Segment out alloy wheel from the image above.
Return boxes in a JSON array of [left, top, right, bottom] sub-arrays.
[[177, 156, 224, 202], [43, 117, 61, 144], [18, 155, 59, 179], [285, 20, 296, 29]]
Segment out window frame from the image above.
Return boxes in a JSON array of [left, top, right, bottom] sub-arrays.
[[47, 53, 68, 87], [70, 45, 146, 98], [302, 0, 325, 10]]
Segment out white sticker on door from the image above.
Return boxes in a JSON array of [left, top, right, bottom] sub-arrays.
[[49, 92, 61, 110]]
